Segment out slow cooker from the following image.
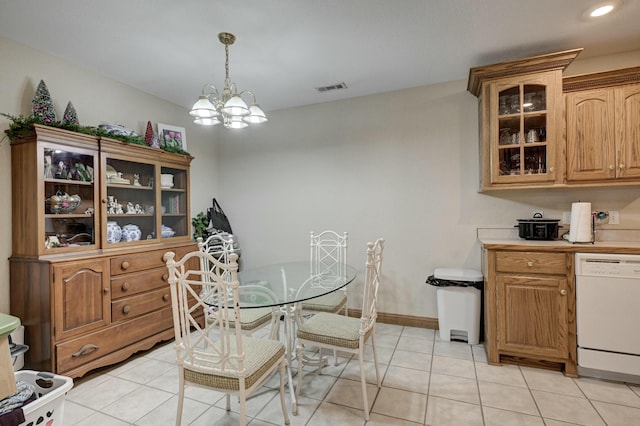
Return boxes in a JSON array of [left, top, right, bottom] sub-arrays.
[[515, 214, 561, 240]]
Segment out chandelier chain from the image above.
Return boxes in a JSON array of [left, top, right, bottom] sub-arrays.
[[224, 43, 230, 82]]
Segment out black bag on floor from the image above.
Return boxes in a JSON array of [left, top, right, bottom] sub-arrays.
[[207, 198, 233, 234]]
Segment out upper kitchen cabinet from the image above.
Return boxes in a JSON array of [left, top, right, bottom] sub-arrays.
[[564, 67, 640, 183], [468, 49, 582, 191]]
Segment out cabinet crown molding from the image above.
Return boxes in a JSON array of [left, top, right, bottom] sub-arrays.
[[467, 48, 583, 97], [563, 66, 640, 92]]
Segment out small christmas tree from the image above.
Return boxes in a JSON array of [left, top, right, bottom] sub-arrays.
[[144, 120, 160, 148], [144, 121, 154, 146], [32, 80, 56, 124], [62, 101, 79, 125]]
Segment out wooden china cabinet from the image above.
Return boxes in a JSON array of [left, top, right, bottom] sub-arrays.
[[468, 49, 582, 190], [9, 125, 196, 378]]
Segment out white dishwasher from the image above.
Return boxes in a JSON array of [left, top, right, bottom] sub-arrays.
[[575, 253, 640, 383]]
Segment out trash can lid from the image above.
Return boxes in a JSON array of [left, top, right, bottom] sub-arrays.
[[433, 268, 483, 282]]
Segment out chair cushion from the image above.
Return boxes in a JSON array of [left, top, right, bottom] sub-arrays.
[[184, 337, 285, 390], [301, 292, 347, 313], [206, 306, 273, 331], [233, 307, 274, 331], [297, 312, 366, 349]]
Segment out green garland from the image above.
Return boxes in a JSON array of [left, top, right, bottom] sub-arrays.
[[1, 113, 191, 156]]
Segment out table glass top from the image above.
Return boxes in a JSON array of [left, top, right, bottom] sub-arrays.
[[236, 261, 358, 308]]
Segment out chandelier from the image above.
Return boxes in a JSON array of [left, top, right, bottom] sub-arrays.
[[189, 32, 267, 129]]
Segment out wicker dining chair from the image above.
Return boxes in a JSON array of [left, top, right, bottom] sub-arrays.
[[198, 234, 280, 340], [165, 250, 290, 426], [295, 238, 384, 421], [300, 230, 349, 316]]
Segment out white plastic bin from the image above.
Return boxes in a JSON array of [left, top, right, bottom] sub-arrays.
[[12, 370, 73, 426], [429, 268, 483, 345]]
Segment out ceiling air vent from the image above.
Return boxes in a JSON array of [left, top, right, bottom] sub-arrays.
[[315, 82, 348, 93]]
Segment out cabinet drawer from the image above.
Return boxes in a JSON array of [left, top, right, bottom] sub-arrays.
[[111, 287, 172, 322], [55, 307, 173, 374], [496, 251, 566, 275], [110, 245, 194, 275], [111, 268, 169, 299]]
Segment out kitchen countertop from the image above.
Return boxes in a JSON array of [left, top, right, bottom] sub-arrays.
[[478, 228, 640, 253]]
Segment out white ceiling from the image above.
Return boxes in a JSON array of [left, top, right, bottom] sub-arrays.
[[1, 0, 639, 114]]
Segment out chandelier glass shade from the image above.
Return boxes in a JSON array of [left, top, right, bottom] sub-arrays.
[[190, 32, 267, 129]]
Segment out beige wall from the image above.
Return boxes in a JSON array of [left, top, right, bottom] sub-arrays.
[[2, 35, 640, 321], [0, 37, 219, 313], [216, 49, 640, 319]]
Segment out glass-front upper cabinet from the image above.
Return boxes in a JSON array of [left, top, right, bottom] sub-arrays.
[[9, 125, 101, 256], [489, 73, 559, 185], [160, 164, 189, 239], [102, 156, 157, 244], [100, 138, 193, 246], [467, 49, 581, 190], [43, 143, 99, 251]]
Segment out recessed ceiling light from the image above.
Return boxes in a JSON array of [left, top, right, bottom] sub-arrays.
[[584, 0, 622, 18]]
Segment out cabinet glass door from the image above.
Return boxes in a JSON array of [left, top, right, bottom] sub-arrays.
[[43, 145, 97, 250], [493, 79, 554, 183], [160, 166, 188, 239], [104, 157, 156, 244]]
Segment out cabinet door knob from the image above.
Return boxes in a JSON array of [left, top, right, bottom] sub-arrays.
[[559, 289, 567, 296], [610, 165, 615, 170], [121, 282, 130, 291], [121, 261, 130, 270], [527, 261, 533, 267], [163, 293, 170, 302], [102, 198, 108, 204], [103, 287, 109, 294], [123, 305, 131, 314], [162, 273, 169, 281], [619, 164, 626, 170]]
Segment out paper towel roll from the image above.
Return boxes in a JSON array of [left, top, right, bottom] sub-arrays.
[[569, 202, 592, 243]]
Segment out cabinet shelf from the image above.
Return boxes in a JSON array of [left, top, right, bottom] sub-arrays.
[[45, 213, 94, 219], [45, 178, 94, 186], [107, 184, 154, 190], [107, 213, 155, 218]]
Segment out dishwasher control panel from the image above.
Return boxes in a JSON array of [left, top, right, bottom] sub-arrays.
[[576, 253, 640, 279]]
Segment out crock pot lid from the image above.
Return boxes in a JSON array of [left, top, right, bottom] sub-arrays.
[[516, 218, 560, 222]]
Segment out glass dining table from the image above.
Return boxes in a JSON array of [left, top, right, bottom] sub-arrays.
[[236, 261, 358, 414]]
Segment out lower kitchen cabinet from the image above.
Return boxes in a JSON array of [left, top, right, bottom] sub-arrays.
[[483, 248, 577, 376], [10, 242, 197, 378]]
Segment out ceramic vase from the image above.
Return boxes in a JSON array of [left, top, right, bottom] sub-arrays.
[[106, 221, 122, 244], [121, 224, 142, 242]]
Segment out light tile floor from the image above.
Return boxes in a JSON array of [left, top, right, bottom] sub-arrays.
[[63, 323, 640, 425]]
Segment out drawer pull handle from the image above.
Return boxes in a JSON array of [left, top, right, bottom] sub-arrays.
[[527, 261, 533, 267], [123, 305, 131, 314], [72, 344, 99, 357], [121, 282, 130, 291], [121, 261, 130, 270], [163, 294, 170, 302], [559, 289, 567, 296], [162, 273, 169, 281]]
